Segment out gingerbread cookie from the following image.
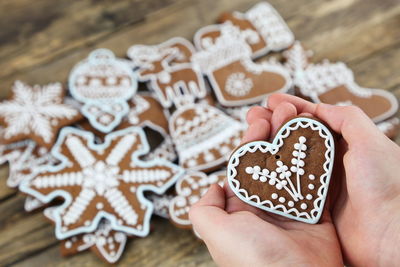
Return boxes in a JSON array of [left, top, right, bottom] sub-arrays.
[[146, 192, 174, 219], [126, 93, 177, 162], [217, 2, 294, 58], [284, 42, 399, 123], [127, 37, 207, 108], [222, 104, 258, 124], [0, 139, 55, 188], [169, 170, 225, 228], [69, 49, 137, 132], [169, 103, 245, 171], [43, 207, 127, 264], [377, 117, 400, 140], [76, 93, 177, 162], [227, 117, 335, 224], [193, 23, 292, 107], [0, 81, 82, 148], [20, 126, 184, 239], [61, 220, 127, 264], [24, 196, 45, 212]]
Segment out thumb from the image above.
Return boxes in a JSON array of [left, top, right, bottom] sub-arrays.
[[189, 184, 228, 241], [315, 104, 383, 147]]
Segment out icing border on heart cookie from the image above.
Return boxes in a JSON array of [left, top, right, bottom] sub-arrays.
[[227, 117, 334, 224]]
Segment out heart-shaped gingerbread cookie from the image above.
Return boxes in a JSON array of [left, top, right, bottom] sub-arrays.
[[227, 117, 335, 224]]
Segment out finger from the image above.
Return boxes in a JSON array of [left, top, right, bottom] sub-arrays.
[[315, 103, 382, 146], [270, 102, 297, 137], [299, 112, 313, 117], [241, 118, 271, 144], [223, 180, 292, 228], [189, 184, 228, 240], [268, 93, 317, 114], [246, 106, 272, 125], [223, 179, 235, 198], [268, 94, 382, 146]]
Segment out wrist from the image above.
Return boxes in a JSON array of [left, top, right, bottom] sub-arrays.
[[377, 202, 400, 266]]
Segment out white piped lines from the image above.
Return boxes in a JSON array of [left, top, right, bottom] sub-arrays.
[[105, 188, 138, 226], [66, 136, 96, 168], [122, 169, 171, 183], [228, 117, 335, 224], [33, 172, 84, 188], [63, 189, 96, 225], [106, 134, 136, 166], [20, 126, 184, 239]]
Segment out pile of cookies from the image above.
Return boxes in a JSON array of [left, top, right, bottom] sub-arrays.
[[0, 1, 398, 264]]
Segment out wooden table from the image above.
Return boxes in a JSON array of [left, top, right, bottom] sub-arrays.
[[0, 0, 399, 266]]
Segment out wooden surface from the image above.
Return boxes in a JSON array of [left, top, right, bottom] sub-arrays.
[[0, 0, 399, 266]]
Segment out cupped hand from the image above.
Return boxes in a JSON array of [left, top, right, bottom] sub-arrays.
[[190, 96, 343, 267], [262, 94, 400, 266]]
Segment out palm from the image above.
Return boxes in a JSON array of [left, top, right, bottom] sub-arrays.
[[221, 187, 342, 266], [332, 137, 400, 265]]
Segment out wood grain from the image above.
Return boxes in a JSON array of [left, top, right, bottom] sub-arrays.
[[0, 0, 399, 265]]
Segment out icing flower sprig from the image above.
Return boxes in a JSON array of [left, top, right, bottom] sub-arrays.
[[245, 165, 299, 201], [291, 136, 307, 199], [245, 136, 309, 202]]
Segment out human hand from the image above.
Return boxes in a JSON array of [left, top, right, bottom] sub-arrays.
[[263, 94, 400, 266], [190, 95, 343, 267]]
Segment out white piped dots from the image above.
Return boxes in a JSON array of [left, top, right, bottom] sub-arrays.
[[271, 193, 278, 199], [306, 194, 313, 200], [288, 201, 294, 207], [245, 167, 253, 174], [308, 184, 315, 190], [278, 197, 285, 203], [308, 174, 315, 180], [300, 203, 307, 210]]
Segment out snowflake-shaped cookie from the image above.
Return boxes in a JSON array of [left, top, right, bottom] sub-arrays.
[[0, 139, 56, 188], [20, 126, 184, 239], [0, 81, 82, 148]]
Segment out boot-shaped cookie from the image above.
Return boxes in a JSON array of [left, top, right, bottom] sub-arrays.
[[193, 23, 292, 107], [284, 42, 398, 123], [218, 2, 294, 58], [127, 37, 207, 108]]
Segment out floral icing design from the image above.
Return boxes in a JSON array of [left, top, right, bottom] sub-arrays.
[[227, 117, 335, 224]]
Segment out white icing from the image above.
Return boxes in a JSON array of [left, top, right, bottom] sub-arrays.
[[169, 103, 246, 171], [192, 23, 292, 107], [127, 37, 207, 108], [244, 2, 294, 55], [284, 42, 398, 123], [0, 81, 79, 143], [227, 117, 335, 224], [225, 72, 253, 97], [69, 49, 137, 132], [19, 126, 184, 239], [169, 170, 225, 227], [377, 117, 400, 133]]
